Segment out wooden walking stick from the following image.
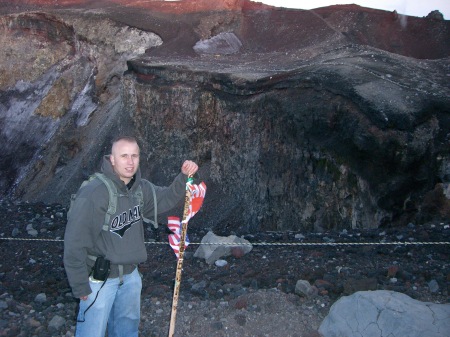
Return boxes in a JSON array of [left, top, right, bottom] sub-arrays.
[[168, 176, 193, 337]]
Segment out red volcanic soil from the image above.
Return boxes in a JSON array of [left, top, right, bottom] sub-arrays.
[[0, 0, 272, 13], [313, 5, 450, 59], [0, 0, 448, 58]]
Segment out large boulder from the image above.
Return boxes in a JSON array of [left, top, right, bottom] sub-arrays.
[[194, 231, 253, 264], [319, 290, 450, 337]]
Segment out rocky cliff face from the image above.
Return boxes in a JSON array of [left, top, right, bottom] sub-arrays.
[[123, 48, 449, 232], [0, 8, 162, 205], [0, 0, 449, 232]]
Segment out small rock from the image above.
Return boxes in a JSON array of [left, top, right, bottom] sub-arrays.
[[322, 237, 335, 243], [11, 228, 19, 237], [27, 229, 38, 236], [34, 293, 47, 303], [48, 314, 66, 330], [191, 281, 207, 296], [314, 279, 334, 292], [231, 247, 245, 258], [0, 300, 7, 310], [295, 280, 318, 298], [215, 259, 228, 267], [387, 265, 399, 277], [27, 317, 41, 328], [428, 279, 439, 293]]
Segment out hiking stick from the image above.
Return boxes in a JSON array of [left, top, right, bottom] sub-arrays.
[[168, 176, 193, 337]]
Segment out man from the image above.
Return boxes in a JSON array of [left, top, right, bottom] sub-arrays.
[[64, 136, 198, 337]]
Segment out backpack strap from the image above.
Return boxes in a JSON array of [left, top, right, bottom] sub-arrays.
[[69, 174, 99, 212], [139, 182, 158, 229], [79, 173, 158, 231], [147, 183, 158, 229], [94, 173, 118, 231]]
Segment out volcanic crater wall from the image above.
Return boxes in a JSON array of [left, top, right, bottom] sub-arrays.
[[123, 48, 449, 232], [0, 3, 449, 233]]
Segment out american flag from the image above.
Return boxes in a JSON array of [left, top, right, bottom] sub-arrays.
[[183, 181, 207, 224], [167, 181, 206, 259], [167, 216, 188, 259]]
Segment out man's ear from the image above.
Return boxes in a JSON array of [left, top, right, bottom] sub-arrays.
[[110, 154, 115, 166]]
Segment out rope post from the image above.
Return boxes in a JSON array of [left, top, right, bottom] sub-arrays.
[[168, 176, 193, 337]]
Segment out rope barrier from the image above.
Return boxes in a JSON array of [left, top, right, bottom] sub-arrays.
[[1, 237, 449, 246]]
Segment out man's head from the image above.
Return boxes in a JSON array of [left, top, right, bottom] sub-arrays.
[[110, 136, 140, 184]]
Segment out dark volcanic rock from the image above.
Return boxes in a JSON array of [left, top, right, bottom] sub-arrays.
[[0, 0, 449, 232], [123, 45, 449, 232], [0, 199, 448, 336]]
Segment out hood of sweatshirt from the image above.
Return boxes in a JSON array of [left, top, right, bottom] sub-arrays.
[[100, 155, 142, 193]]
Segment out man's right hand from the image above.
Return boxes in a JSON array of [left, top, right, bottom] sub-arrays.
[[80, 295, 88, 301]]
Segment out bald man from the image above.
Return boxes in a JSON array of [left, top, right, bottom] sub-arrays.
[[64, 136, 198, 337]]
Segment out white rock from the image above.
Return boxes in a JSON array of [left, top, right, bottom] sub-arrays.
[[194, 231, 252, 264], [193, 32, 242, 55], [319, 290, 450, 337], [215, 259, 228, 267]]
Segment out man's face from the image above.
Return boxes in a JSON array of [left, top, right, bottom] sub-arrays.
[[110, 139, 140, 184]]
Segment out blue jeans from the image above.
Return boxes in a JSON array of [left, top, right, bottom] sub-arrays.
[[76, 268, 142, 337]]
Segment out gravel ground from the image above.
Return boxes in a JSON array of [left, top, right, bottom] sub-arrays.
[[0, 198, 448, 336]]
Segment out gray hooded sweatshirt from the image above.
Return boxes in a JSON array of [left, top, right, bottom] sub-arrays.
[[64, 155, 187, 298]]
